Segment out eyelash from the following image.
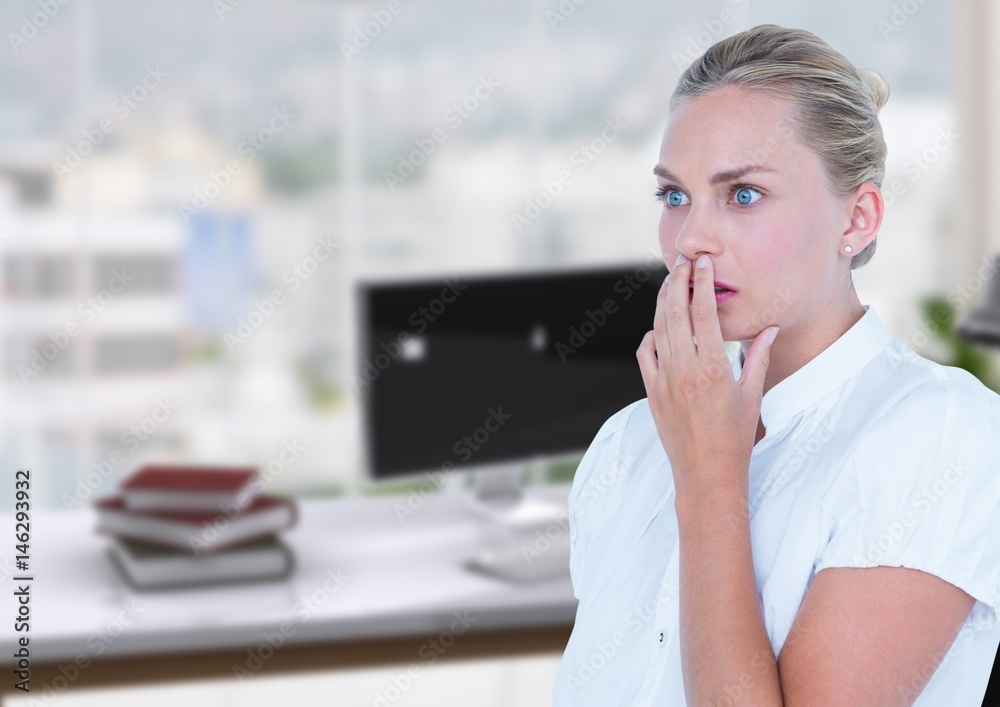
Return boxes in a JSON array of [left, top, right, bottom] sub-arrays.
[[653, 183, 763, 208]]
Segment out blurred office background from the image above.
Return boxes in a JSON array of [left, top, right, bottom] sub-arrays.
[[1, 0, 998, 704]]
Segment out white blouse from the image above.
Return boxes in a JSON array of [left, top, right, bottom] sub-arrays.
[[552, 304, 1000, 706]]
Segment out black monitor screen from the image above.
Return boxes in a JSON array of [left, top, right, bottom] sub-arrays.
[[356, 260, 668, 480]]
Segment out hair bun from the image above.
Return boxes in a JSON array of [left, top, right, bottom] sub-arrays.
[[859, 67, 890, 111]]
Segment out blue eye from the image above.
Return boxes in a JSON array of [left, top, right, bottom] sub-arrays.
[[733, 186, 761, 205], [654, 183, 763, 208], [653, 187, 689, 207]]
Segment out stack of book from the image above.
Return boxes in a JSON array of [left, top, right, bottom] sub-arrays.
[[95, 465, 297, 590]]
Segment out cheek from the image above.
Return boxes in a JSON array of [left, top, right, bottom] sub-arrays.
[[737, 238, 776, 274], [742, 220, 801, 262], [657, 210, 673, 256], [741, 233, 808, 307]]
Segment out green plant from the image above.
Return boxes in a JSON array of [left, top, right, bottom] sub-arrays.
[[918, 295, 1000, 393], [545, 458, 583, 484]]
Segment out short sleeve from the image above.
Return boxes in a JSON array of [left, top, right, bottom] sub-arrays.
[[567, 399, 642, 601], [815, 378, 1000, 631]]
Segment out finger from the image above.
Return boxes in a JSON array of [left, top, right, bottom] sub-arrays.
[[660, 253, 695, 367], [636, 329, 659, 393], [690, 254, 730, 379], [650, 269, 673, 368], [738, 325, 778, 398]]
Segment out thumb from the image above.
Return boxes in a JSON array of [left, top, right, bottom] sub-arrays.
[[741, 326, 779, 393]]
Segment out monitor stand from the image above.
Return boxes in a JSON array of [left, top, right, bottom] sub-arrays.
[[469, 463, 526, 510], [462, 463, 573, 584]]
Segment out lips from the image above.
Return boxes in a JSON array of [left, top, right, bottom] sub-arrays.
[[688, 280, 737, 292]]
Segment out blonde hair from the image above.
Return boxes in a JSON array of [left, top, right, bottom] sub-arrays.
[[670, 24, 890, 270]]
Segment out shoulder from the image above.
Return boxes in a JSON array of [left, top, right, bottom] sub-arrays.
[[871, 351, 999, 449], [566, 397, 648, 597], [851, 340, 1000, 450], [815, 358, 1000, 630], [568, 397, 647, 505], [880, 336, 999, 400], [818, 349, 1000, 551], [567, 396, 669, 546], [593, 397, 648, 441], [827, 362, 1000, 506]]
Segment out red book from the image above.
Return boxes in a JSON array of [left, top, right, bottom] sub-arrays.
[[121, 465, 262, 512], [95, 494, 297, 554]]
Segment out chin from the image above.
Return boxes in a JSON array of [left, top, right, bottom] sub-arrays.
[[719, 322, 756, 345]]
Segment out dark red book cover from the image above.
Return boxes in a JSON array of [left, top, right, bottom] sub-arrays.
[[94, 494, 298, 553], [121, 465, 259, 493], [95, 494, 295, 526]]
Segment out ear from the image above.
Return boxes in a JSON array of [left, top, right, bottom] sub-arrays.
[[840, 182, 883, 252]]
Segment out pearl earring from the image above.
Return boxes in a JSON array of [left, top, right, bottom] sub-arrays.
[[844, 245, 853, 253]]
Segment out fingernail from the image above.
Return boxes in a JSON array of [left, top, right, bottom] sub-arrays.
[[674, 253, 689, 267], [768, 327, 780, 344], [696, 254, 709, 269]]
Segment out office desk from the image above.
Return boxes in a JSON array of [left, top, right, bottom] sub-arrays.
[[0, 484, 577, 704]]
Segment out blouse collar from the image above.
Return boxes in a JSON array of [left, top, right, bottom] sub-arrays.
[[734, 304, 895, 430]]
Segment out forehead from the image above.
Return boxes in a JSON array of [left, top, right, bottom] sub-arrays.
[[659, 86, 805, 172]]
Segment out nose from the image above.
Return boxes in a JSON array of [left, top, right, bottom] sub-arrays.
[[667, 213, 721, 270]]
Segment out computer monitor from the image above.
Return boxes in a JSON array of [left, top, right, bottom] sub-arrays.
[[354, 257, 668, 511]]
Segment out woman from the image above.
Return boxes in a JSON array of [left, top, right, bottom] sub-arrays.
[[553, 24, 1000, 706]]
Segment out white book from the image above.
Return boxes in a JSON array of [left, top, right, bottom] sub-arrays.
[[107, 535, 294, 589]]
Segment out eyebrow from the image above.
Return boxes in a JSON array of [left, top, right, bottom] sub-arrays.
[[652, 163, 777, 185]]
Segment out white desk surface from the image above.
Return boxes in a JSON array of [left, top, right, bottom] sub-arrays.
[[1, 484, 577, 664]]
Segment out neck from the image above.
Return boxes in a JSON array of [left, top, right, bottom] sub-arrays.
[[739, 292, 867, 399]]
